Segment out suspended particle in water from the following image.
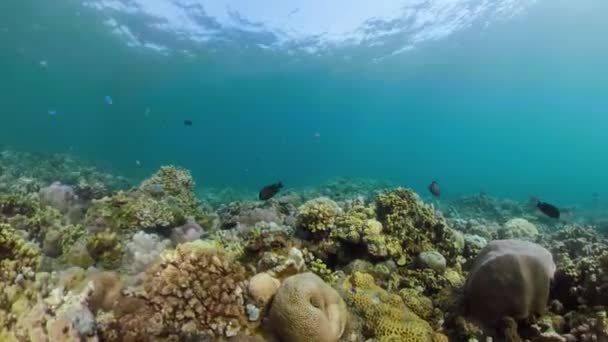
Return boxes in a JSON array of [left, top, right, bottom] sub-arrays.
[[145, 107, 150, 117], [314, 132, 321, 139], [135, 160, 141, 166], [48, 110, 57, 116], [104, 96, 113, 105], [39, 60, 48, 68]]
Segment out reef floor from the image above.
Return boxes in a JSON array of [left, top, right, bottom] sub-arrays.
[[1, 150, 607, 342]]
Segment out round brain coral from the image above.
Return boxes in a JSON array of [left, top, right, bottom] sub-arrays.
[[268, 272, 348, 342], [144, 241, 250, 339], [465, 239, 556, 330]]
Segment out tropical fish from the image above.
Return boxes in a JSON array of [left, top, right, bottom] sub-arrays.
[[184, 119, 193, 126], [537, 201, 560, 219], [428, 181, 440, 197], [259, 182, 283, 200]]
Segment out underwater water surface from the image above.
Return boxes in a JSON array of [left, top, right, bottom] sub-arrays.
[[1, 0, 607, 205]]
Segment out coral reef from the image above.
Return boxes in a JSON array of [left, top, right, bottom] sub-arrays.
[[84, 166, 204, 235], [268, 272, 348, 342], [3, 149, 608, 342]]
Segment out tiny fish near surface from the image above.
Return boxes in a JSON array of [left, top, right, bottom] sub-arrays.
[[259, 182, 283, 200], [429, 181, 440, 197], [537, 201, 560, 219]]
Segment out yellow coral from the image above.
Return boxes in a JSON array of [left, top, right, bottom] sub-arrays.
[[86, 230, 125, 269], [297, 197, 342, 234], [307, 258, 337, 283], [0, 223, 41, 282], [344, 272, 434, 341], [399, 288, 434, 321]]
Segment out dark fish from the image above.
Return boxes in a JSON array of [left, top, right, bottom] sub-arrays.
[[259, 182, 283, 200], [184, 120, 192, 126], [428, 181, 440, 197], [537, 201, 560, 219]]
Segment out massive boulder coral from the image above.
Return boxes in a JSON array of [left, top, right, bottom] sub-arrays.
[[464, 239, 556, 330], [143, 240, 251, 339], [268, 272, 348, 342], [83, 166, 205, 234]]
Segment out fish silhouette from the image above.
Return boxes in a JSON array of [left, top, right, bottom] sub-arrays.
[[259, 182, 283, 200], [537, 201, 560, 219]]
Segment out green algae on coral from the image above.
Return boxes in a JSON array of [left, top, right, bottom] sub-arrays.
[[86, 230, 125, 269], [84, 166, 204, 234]]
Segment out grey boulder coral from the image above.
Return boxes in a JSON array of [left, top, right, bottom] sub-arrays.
[[464, 239, 556, 329]]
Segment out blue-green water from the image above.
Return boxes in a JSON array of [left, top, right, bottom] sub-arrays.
[[1, 0, 607, 205]]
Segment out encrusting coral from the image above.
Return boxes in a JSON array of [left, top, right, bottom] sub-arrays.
[[343, 271, 436, 341], [268, 272, 348, 342]]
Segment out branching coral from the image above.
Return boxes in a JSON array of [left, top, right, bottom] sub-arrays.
[[0, 223, 41, 284], [86, 230, 125, 269], [297, 197, 342, 237], [362, 188, 457, 267], [144, 241, 251, 339], [0, 193, 65, 242], [0, 223, 42, 336]]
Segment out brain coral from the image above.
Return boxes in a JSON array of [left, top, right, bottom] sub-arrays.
[[144, 241, 250, 338], [465, 239, 556, 330], [268, 272, 348, 342]]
